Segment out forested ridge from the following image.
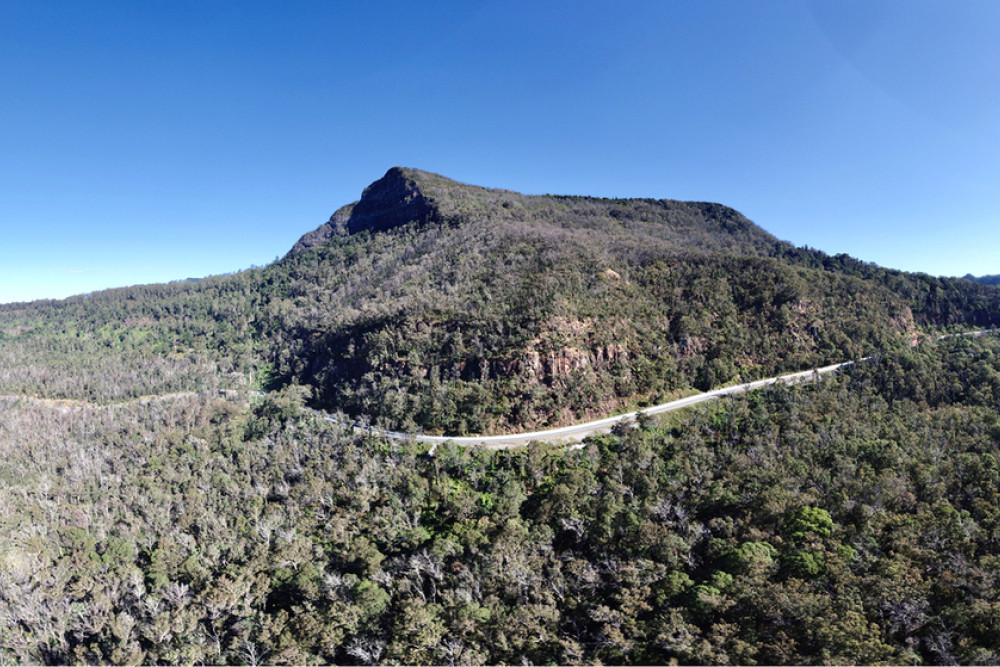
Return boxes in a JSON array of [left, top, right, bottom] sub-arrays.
[[4, 168, 1000, 664], [3, 167, 1000, 435], [964, 274, 1000, 287]]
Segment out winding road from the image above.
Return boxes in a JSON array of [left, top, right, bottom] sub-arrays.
[[333, 361, 859, 450], [337, 327, 1000, 449], [5, 328, 997, 450]]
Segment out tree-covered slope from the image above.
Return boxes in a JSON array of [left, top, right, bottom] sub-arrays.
[[3, 167, 1000, 435], [3, 333, 1000, 664], [4, 168, 1000, 665], [0, 272, 263, 401], [255, 168, 1000, 434]]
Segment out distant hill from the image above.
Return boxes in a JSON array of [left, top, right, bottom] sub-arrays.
[[963, 273, 1000, 286], [4, 166, 1000, 434]]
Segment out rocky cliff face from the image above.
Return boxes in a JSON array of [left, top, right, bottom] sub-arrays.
[[347, 167, 440, 235], [289, 167, 441, 255]]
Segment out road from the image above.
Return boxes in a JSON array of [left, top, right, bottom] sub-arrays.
[[363, 328, 1000, 449], [329, 360, 860, 449], [6, 328, 997, 449], [0, 390, 203, 412]]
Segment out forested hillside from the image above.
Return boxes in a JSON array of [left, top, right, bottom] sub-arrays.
[[0, 273, 261, 402], [4, 168, 1000, 665], [4, 167, 1000, 435], [2, 335, 1000, 664]]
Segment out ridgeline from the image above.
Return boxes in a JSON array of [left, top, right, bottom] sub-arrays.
[[4, 167, 1000, 435], [4, 169, 1000, 664]]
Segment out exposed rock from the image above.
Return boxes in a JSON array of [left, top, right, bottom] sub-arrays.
[[288, 167, 442, 256], [545, 347, 590, 380], [678, 336, 707, 357], [347, 167, 440, 235], [892, 306, 917, 333], [594, 343, 626, 365], [289, 203, 354, 255], [522, 351, 543, 380]]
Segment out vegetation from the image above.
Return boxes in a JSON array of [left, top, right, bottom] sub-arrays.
[[2, 336, 1000, 664], [4, 168, 1000, 434], [2, 167, 1000, 664], [964, 273, 1000, 287], [0, 273, 261, 402]]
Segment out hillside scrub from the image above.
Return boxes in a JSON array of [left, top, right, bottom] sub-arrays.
[[258, 169, 1000, 433], [1, 336, 999, 663], [3, 167, 1000, 435]]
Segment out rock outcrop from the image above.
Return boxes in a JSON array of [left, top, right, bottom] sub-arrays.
[[289, 167, 441, 255]]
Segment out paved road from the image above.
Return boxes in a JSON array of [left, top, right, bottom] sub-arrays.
[[328, 359, 861, 449], [7, 328, 997, 448], [937, 327, 1000, 340], [358, 328, 1000, 449]]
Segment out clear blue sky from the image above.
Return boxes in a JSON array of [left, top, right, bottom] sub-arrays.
[[2, 1, 999, 304]]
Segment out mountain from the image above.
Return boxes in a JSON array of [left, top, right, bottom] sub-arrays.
[[289, 167, 781, 257], [259, 167, 1000, 434], [5, 168, 1000, 665], [3, 167, 1000, 435], [963, 273, 1000, 286]]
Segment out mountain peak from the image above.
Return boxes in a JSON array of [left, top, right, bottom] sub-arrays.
[[289, 167, 447, 255], [289, 167, 775, 259], [350, 167, 441, 235]]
